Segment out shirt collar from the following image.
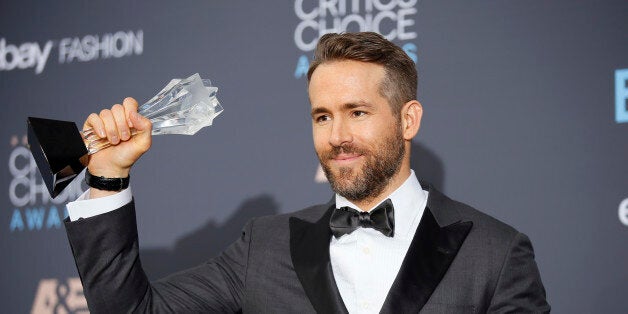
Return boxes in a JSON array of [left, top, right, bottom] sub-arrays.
[[335, 170, 428, 239]]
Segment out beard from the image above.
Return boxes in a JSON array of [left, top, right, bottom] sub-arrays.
[[318, 126, 405, 202]]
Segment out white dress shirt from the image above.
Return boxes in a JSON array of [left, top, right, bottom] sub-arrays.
[[330, 170, 428, 313], [66, 170, 428, 313], [66, 186, 133, 221]]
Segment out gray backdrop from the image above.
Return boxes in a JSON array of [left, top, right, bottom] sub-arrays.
[[1, 1, 627, 313]]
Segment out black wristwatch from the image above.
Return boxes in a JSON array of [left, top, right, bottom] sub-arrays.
[[85, 168, 130, 191]]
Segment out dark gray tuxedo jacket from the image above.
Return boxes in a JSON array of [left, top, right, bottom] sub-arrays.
[[64, 184, 550, 313]]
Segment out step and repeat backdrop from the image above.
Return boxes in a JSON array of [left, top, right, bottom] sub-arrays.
[[1, 1, 627, 313]]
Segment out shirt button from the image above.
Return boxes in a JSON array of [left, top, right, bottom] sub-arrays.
[[361, 301, 370, 309], [362, 247, 370, 254]]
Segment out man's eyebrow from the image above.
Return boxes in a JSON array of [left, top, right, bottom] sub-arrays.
[[311, 102, 374, 116], [342, 102, 374, 110], [311, 107, 329, 117]]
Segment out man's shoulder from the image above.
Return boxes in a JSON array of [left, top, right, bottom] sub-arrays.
[[432, 188, 522, 242], [429, 189, 538, 269]]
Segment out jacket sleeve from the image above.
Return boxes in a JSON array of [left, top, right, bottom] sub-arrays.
[[487, 232, 551, 313], [64, 200, 250, 313]]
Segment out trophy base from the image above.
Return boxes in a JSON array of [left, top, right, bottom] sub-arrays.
[[27, 117, 88, 198]]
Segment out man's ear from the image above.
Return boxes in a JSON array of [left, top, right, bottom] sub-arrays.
[[401, 100, 422, 140]]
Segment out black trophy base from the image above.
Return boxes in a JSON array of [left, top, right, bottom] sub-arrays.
[[27, 117, 88, 198]]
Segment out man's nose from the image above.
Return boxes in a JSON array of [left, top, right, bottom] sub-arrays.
[[329, 119, 352, 147]]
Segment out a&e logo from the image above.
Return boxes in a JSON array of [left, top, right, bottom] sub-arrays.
[[31, 277, 88, 314]]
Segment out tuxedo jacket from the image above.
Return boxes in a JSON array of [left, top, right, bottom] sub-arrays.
[[64, 184, 550, 313]]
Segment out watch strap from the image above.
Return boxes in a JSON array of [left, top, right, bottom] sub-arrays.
[[85, 168, 129, 191]]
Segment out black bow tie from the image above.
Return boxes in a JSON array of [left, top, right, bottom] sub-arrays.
[[329, 199, 395, 238]]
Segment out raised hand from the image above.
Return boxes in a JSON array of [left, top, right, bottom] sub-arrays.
[[83, 97, 152, 197]]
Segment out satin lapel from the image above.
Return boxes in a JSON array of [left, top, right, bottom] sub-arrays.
[[289, 205, 348, 314], [380, 206, 473, 313]]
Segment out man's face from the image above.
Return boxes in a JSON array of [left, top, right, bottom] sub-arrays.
[[309, 60, 405, 202]]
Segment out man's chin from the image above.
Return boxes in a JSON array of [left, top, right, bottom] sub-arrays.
[[328, 166, 358, 182], [327, 173, 360, 193]]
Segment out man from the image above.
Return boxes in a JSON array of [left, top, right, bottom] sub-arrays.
[[65, 32, 550, 313]]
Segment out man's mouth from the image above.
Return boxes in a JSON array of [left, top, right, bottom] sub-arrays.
[[330, 153, 363, 165]]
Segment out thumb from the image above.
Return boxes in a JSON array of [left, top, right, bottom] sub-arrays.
[[130, 111, 152, 133], [129, 111, 152, 151]]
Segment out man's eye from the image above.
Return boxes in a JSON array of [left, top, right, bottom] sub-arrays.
[[352, 111, 366, 117], [315, 115, 330, 123]]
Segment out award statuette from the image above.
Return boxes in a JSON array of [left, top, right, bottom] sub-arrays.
[[27, 73, 223, 198]]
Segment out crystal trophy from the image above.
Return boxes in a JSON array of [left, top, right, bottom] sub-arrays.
[[27, 73, 223, 198]]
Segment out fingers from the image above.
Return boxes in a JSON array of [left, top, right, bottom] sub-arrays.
[[111, 104, 130, 141], [122, 97, 138, 128], [99, 108, 120, 144], [84, 113, 106, 138], [84, 98, 139, 145]]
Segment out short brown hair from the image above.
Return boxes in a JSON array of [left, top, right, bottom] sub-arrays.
[[307, 32, 417, 115]]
